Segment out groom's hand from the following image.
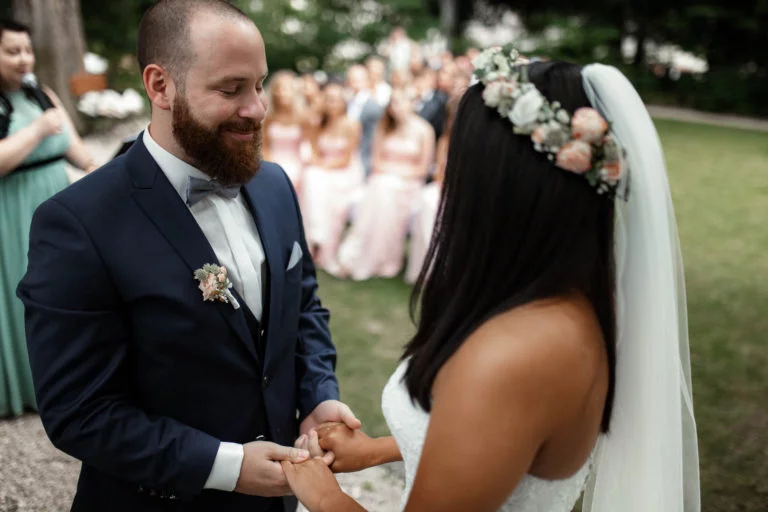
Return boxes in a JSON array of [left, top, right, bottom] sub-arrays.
[[300, 400, 361, 437], [234, 441, 310, 497]]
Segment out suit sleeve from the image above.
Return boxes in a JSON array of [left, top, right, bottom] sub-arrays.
[[16, 198, 219, 499], [281, 169, 340, 420]]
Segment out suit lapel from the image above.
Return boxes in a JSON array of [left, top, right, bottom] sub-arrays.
[[125, 137, 261, 365], [242, 172, 283, 372]]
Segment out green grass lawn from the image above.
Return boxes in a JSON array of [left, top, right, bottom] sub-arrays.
[[314, 118, 768, 511]]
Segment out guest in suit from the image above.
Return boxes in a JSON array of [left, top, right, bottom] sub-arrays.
[[414, 68, 448, 140], [437, 61, 457, 97], [345, 64, 382, 177], [335, 89, 434, 280], [17, 2, 359, 511], [365, 55, 392, 108]]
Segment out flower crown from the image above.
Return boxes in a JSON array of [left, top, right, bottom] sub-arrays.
[[472, 45, 627, 198]]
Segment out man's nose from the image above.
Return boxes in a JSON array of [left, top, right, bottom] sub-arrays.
[[239, 91, 267, 123]]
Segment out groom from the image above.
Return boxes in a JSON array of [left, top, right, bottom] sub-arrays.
[[17, 1, 358, 511]]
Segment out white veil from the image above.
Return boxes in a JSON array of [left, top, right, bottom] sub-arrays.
[[580, 64, 700, 512]]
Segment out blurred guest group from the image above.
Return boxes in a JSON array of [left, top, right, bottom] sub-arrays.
[[263, 28, 478, 284]]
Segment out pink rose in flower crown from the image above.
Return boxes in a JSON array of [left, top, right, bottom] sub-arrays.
[[571, 107, 608, 143], [556, 140, 593, 174], [199, 273, 219, 301]]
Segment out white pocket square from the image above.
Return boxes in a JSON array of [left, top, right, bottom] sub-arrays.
[[286, 241, 303, 271]]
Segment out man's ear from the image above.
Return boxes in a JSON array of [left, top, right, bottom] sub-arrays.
[[143, 64, 175, 111]]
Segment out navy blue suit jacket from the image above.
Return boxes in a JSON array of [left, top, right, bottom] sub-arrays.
[[17, 138, 339, 511]]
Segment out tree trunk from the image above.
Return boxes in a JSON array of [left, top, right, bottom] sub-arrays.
[[439, 0, 458, 50], [12, 0, 86, 131], [633, 19, 647, 67]]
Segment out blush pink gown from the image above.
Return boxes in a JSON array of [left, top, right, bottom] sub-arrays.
[[266, 122, 305, 191], [301, 133, 364, 272], [336, 135, 426, 280]]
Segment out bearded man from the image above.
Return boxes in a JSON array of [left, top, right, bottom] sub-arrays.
[[17, 2, 358, 511]]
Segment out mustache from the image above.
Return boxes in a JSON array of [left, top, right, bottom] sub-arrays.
[[220, 120, 261, 133]]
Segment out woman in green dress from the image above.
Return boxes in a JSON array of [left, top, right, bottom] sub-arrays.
[[0, 19, 96, 417]]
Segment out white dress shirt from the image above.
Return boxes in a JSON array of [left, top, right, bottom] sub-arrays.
[[143, 129, 264, 492]]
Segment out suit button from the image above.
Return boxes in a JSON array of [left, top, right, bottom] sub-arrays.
[[262, 375, 270, 388], [259, 329, 265, 338]]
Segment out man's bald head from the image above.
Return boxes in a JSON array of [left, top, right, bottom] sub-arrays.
[[137, 0, 252, 82]]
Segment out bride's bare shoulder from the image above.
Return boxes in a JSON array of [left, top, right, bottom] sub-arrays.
[[435, 295, 606, 412]]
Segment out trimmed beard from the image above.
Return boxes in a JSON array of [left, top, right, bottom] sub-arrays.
[[171, 93, 262, 186]]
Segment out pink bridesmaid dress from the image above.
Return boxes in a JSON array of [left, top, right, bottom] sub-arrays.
[[266, 122, 305, 191], [336, 135, 426, 280], [301, 133, 364, 272]]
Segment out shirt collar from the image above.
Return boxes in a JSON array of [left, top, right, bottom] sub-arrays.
[[142, 127, 211, 201]]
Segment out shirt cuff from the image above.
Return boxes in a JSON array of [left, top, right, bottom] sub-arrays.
[[203, 442, 244, 492]]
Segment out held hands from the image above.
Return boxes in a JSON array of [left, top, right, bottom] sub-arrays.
[[282, 458, 346, 512], [300, 400, 361, 436], [234, 441, 311, 497], [35, 109, 64, 138], [316, 422, 379, 473], [281, 431, 345, 512]]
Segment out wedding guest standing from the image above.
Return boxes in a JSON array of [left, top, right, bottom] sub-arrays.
[[336, 89, 434, 280], [263, 70, 306, 191], [301, 81, 363, 273], [345, 65, 382, 177], [405, 97, 456, 284], [299, 73, 324, 129], [0, 19, 96, 417]]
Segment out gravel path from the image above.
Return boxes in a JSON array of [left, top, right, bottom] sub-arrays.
[[0, 415, 403, 512]]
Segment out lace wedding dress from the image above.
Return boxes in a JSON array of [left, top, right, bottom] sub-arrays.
[[382, 360, 593, 511]]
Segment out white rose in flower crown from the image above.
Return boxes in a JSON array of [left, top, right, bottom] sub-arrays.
[[571, 107, 609, 143], [482, 81, 507, 108], [508, 88, 546, 130]]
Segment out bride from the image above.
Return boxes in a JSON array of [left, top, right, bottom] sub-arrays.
[[282, 46, 700, 512]]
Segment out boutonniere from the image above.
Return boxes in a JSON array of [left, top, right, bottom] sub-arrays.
[[193, 263, 240, 310]]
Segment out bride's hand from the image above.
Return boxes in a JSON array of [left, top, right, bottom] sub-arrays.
[[282, 458, 345, 512], [316, 422, 377, 473], [295, 431, 335, 465]]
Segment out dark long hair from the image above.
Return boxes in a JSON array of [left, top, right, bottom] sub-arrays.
[[403, 61, 617, 432], [0, 19, 30, 39]]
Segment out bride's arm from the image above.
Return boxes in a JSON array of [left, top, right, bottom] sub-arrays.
[[315, 423, 401, 472], [282, 459, 367, 512]]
